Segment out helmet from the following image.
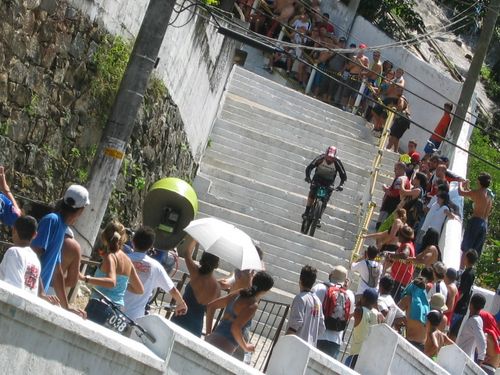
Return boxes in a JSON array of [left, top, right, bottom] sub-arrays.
[[326, 146, 337, 158]]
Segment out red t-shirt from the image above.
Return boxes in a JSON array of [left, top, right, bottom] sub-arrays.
[[430, 113, 451, 142], [391, 241, 415, 286]]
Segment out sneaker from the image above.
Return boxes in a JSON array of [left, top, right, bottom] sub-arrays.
[[316, 221, 321, 228], [372, 129, 382, 138]]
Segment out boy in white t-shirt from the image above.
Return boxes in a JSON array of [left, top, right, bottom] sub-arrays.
[[351, 245, 383, 299], [123, 226, 187, 320], [0, 216, 41, 295]]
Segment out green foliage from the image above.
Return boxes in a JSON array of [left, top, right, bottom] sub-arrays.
[[0, 120, 11, 136], [90, 36, 132, 126], [25, 93, 40, 118], [480, 65, 500, 102], [465, 128, 500, 290], [357, 0, 425, 38]]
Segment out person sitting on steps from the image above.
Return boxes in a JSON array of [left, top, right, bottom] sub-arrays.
[[303, 146, 347, 226]]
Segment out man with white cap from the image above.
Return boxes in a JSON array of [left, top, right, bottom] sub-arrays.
[[312, 265, 355, 360], [32, 184, 89, 314]]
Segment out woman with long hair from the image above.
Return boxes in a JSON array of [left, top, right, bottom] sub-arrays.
[[82, 221, 144, 324], [363, 208, 407, 252], [410, 228, 442, 267], [171, 236, 221, 337], [205, 271, 274, 354]]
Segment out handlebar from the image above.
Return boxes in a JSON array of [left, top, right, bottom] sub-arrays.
[[92, 288, 156, 343]]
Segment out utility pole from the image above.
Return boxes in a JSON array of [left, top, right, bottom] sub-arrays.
[[74, 0, 175, 257], [447, 0, 500, 147]]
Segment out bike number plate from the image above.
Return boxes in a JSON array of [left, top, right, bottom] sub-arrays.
[[106, 312, 130, 334]]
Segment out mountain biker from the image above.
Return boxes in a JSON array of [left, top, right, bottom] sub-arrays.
[[303, 146, 347, 220]]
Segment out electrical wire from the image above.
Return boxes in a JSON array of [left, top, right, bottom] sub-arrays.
[[205, 2, 499, 140], [252, 0, 485, 118], [187, 2, 500, 170]]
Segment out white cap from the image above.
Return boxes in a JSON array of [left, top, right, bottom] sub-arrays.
[[64, 185, 90, 209]]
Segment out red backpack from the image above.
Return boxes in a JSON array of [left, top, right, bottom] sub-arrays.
[[322, 283, 351, 331]]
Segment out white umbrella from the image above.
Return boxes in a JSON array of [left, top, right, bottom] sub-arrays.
[[184, 217, 262, 271]]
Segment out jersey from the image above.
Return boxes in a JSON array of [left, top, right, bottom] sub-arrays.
[[305, 154, 347, 186], [0, 246, 41, 295]]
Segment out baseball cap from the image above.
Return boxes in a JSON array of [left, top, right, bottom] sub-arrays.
[[329, 265, 347, 283], [64, 184, 90, 209], [430, 293, 448, 312], [359, 43, 367, 49]]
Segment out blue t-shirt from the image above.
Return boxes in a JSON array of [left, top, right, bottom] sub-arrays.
[[31, 213, 68, 291], [0, 192, 20, 226]]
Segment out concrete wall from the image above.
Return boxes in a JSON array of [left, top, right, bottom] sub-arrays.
[[348, 16, 463, 155], [355, 324, 450, 375], [437, 344, 486, 375], [72, 0, 236, 160], [321, 0, 360, 38], [0, 280, 262, 375], [267, 335, 359, 375]]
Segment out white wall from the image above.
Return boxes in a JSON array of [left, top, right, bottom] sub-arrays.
[[355, 324, 450, 375], [0, 281, 262, 375], [267, 335, 360, 375], [437, 344, 486, 375], [71, 0, 236, 160], [321, 0, 360, 38], [348, 16, 463, 155]]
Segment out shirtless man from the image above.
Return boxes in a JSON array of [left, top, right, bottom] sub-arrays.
[[398, 277, 429, 352], [371, 67, 405, 132], [363, 50, 383, 116], [342, 45, 370, 110], [266, 0, 296, 37], [459, 172, 493, 258]]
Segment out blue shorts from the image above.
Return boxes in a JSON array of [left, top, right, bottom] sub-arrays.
[[461, 217, 487, 256]]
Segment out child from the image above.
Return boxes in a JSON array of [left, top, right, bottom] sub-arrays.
[[0, 216, 42, 296], [123, 226, 187, 320], [450, 250, 478, 340], [346, 288, 380, 369], [456, 293, 487, 366], [286, 265, 325, 347], [351, 245, 382, 299], [424, 310, 453, 360]]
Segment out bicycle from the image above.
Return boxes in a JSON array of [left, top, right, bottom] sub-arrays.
[[301, 184, 341, 237], [91, 288, 156, 344]]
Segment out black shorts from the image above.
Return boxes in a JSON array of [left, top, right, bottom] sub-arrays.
[[390, 116, 411, 139], [373, 97, 399, 119], [309, 177, 334, 196]]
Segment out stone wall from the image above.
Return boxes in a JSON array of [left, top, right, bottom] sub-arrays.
[[0, 0, 197, 228]]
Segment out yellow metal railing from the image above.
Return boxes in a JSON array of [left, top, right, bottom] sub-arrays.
[[351, 111, 395, 263]]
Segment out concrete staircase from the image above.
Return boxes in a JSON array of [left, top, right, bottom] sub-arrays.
[[194, 65, 400, 303]]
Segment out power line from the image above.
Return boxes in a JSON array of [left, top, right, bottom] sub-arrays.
[[207, 3, 499, 140], [192, 3, 500, 171]]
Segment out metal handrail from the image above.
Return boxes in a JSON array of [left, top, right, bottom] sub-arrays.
[[351, 111, 395, 263]]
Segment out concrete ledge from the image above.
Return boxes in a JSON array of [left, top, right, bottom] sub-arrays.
[[0, 281, 163, 375], [132, 314, 263, 375], [437, 344, 486, 375], [355, 324, 450, 375], [267, 335, 359, 375], [0, 281, 263, 375]]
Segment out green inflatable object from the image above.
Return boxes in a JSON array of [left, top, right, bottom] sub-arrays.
[[142, 177, 198, 249]]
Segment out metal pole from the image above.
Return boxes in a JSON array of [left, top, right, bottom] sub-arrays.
[[305, 66, 316, 94], [447, 0, 500, 147], [74, 0, 176, 256], [351, 79, 366, 114]]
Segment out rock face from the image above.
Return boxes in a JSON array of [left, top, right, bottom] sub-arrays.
[[0, 0, 197, 228]]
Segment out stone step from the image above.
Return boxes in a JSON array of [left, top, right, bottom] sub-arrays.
[[203, 144, 387, 207], [200, 156, 365, 214], [197, 189, 355, 249], [211, 118, 397, 177], [195, 204, 351, 268], [222, 95, 376, 155], [197, 173, 360, 234], [208, 127, 394, 187], [228, 68, 369, 137], [221, 97, 372, 154]]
